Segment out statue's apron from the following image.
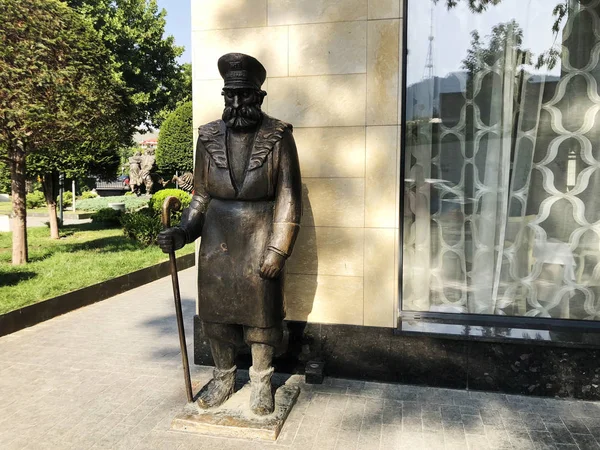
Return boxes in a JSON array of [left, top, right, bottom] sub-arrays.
[[196, 117, 290, 329], [198, 199, 283, 328]]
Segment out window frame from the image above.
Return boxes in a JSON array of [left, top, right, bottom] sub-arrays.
[[396, 0, 600, 334]]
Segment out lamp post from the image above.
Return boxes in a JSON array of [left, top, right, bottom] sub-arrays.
[[72, 179, 76, 213], [59, 172, 64, 225]]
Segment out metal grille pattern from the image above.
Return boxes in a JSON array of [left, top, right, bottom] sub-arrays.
[[403, 1, 600, 320]]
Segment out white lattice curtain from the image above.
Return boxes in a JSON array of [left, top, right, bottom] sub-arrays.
[[403, 0, 600, 320]]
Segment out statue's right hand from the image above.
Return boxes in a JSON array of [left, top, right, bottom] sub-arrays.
[[157, 227, 187, 253]]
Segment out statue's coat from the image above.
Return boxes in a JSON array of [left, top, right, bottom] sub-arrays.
[[180, 114, 302, 328]]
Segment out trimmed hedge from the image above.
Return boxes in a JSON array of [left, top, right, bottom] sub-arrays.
[[156, 101, 193, 178], [76, 195, 148, 212], [26, 191, 45, 209], [121, 208, 163, 246], [148, 189, 191, 215], [90, 208, 123, 227], [80, 191, 98, 200], [57, 191, 73, 207]]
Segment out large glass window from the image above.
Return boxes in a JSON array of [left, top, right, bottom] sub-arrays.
[[403, 0, 600, 320]]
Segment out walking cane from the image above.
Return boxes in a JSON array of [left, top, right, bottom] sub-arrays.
[[161, 196, 194, 403]]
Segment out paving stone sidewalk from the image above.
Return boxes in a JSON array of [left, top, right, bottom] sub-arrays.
[[2, 268, 600, 450]]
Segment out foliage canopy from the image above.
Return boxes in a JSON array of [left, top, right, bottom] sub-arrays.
[[0, 0, 127, 262], [66, 0, 189, 131], [0, 0, 124, 155], [156, 101, 193, 178]]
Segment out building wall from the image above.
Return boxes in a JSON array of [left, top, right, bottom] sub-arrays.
[[191, 0, 403, 327]]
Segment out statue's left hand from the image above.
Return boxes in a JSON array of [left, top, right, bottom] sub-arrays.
[[259, 250, 286, 279]]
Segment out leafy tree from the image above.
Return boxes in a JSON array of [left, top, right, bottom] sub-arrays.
[[436, 0, 503, 12], [27, 138, 122, 239], [155, 63, 192, 125], [156, 102, 193, 179], [0, 0, 124, 263], [438, 0, 572, 69], [66, 0, 189, 131], [462, 20, 529, 76]]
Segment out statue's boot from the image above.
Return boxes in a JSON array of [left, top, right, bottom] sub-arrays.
[[197, 365, 236, 409], [249, 366, 275, 416]]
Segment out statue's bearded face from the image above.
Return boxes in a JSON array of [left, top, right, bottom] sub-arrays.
[[222, 88, 264, 130]]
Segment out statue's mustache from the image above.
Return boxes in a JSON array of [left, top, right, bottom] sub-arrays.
[[222, 105, 262, 129]]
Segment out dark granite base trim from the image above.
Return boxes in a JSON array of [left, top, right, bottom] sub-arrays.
[[193, 318, 600, 400], [0, 253, 195, 337]]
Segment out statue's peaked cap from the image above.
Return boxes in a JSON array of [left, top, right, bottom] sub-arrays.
[[218, 53, 266, 90]]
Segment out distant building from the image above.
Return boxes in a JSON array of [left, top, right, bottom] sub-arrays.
[[140, 138, 158, 151]]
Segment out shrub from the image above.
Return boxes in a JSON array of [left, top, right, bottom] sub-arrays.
[[57, 191, 73, 207], [91, 208, 123, 227], [76, 195, 148, 212], [26, 191, 45, 209], [156, 101, 193, 178], [148, 189, 191, 215], [121, 209, 163, 246], [80, 191, 98, 200]]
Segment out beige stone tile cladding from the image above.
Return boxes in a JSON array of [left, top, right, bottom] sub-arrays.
[[302, 178, 365, 228], [193, 79, 226, 128], [287, 227, 364, 277], [191, 0, 268, 31], [294, 127, 365, 178], [268, 0, 368, 26], [193, 26, 288, 80], [289, 22, 367, 76], [285, 274, 364, 325], [367, 19, 400, 125], [192, 0, 405, 327], [365, 126, 398, 228], [364, 228, 396, 327], [368, 0, 401, 20], [269, 75, 367, 128]]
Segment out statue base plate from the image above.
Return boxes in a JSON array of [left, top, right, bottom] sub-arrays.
[[171, 381, 300, 441]]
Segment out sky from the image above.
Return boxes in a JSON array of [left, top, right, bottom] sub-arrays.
[[156, 0, 192, 64]]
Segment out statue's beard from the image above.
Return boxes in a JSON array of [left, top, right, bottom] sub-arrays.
[[222, 105, 262, 130]]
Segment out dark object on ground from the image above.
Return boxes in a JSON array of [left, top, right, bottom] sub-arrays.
[[305, 361, 325, 384]]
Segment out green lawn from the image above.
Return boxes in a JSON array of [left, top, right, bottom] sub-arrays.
[[0, 203, 49, 215], [0, 223, 195, 314], [0, 203, 90, 215]]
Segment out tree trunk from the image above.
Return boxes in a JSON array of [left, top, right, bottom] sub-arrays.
[[42, 172, 59, 239], [9, 145, 28, 264]]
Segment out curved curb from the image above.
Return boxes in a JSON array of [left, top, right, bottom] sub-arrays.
[[0, 252, 195, 337]]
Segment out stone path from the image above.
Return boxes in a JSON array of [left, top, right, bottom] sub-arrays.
[[0, 215, 91, 232], [2, 268, 600, 449]]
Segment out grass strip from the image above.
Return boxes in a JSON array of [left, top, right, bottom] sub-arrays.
[[0, 223, 194, 314]]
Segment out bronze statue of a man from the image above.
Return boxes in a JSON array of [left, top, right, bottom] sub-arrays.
[[128, 151, 143, 195], [158, 53, 302, 416], [140, 148, 157, 194]]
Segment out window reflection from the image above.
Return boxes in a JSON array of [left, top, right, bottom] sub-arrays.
[[403, 0, 600, 320]]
